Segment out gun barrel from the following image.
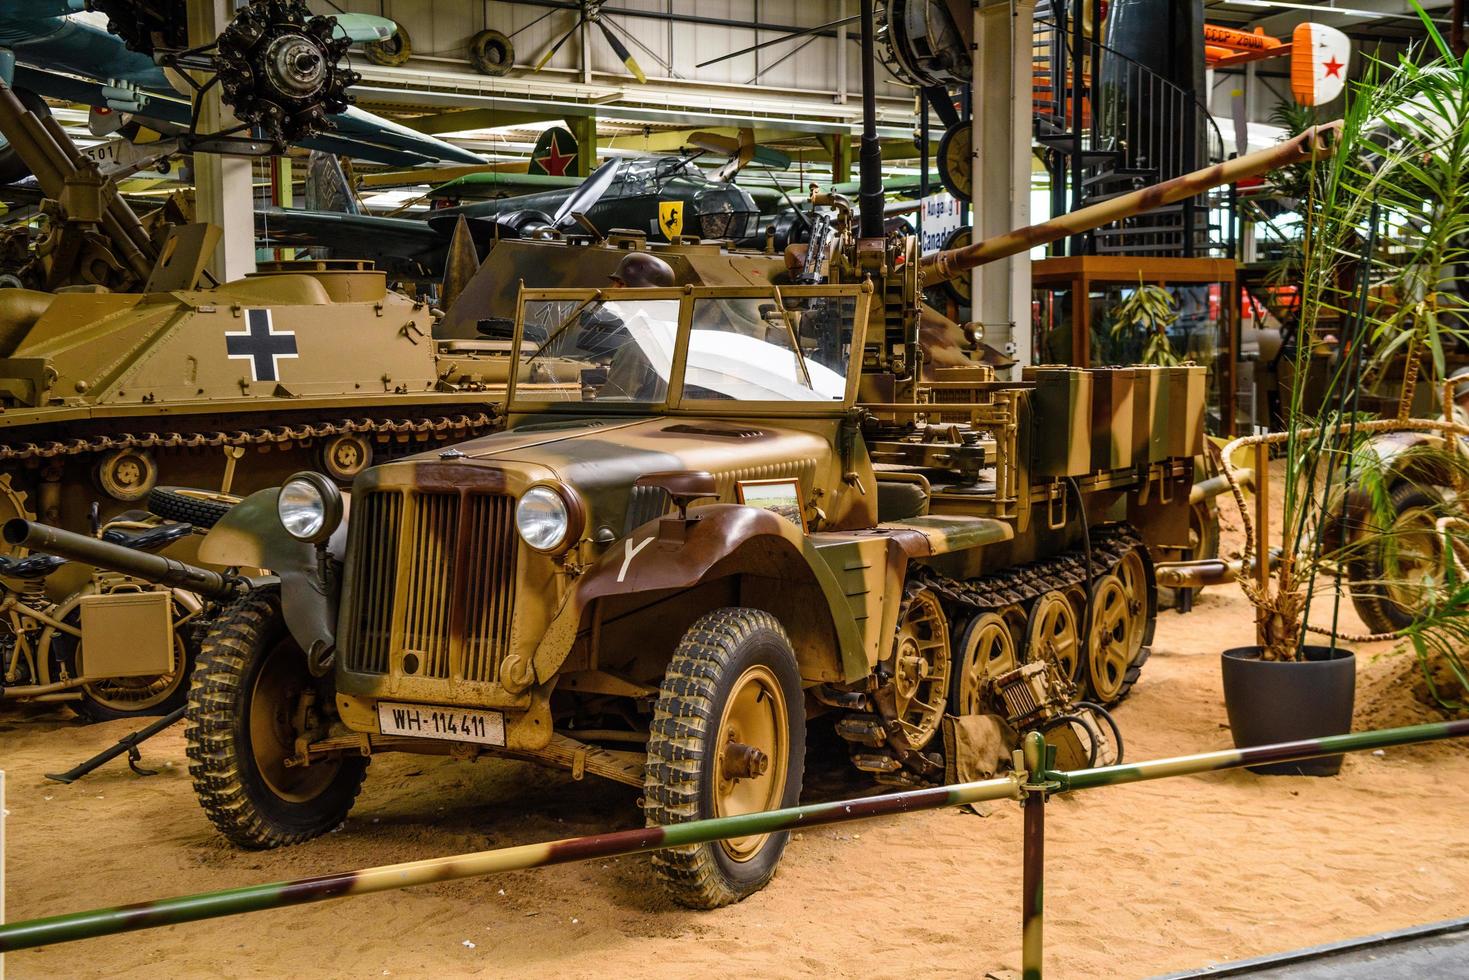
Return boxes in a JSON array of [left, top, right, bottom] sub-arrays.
[[2, 519, 240, 600], [920, 122, 1342, 285]]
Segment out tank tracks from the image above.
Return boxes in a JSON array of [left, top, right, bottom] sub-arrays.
[[836, 525, 1148, 786], [0, 412, 498, 463]]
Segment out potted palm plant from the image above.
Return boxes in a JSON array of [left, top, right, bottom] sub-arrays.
[[1219, 11, 1469, 774]]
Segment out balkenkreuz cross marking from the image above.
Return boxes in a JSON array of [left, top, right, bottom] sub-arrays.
[[225, 308, 298, 382]]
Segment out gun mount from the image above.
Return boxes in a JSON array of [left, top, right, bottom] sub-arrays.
[[0, 80, 164, 292]]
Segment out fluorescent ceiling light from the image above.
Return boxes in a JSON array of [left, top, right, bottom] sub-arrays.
[[1224, 1, 1447, 21]]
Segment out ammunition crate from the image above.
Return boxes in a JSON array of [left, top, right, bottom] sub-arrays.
[[1166, 365, 1207, 458], [78, 590, 173, 678], [1024, 366, 1093, 477], [1130, 367, 1158, 465], [1089, 367, 1138, 471]]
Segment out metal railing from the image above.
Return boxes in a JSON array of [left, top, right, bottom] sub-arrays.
[[1032, 4, 1229, 258], [2, 718, 1467, 978]]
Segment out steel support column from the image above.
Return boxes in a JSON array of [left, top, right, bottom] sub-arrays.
[[972, 0, 1036, 375], [187, 0, 254, 282]]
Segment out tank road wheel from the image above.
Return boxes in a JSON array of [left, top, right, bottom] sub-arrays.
[[1025, 590, 1081, 683], [1085, 574, 1145, 705], [951, 612, 1017, 716], [320, 433, 374, 483], [186, 587, 367, 849], [72, 594, 199, 722], [644, 608, 805, 909], [1349, 484, 1446, 634], [96, 448, 158, 502]]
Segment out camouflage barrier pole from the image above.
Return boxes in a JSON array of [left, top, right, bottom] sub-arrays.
[[1020, 732, 1052, 980], [1047, 719, 1469, 793], [0, 774, 1026, 952], [2, 719, 1467, 954]]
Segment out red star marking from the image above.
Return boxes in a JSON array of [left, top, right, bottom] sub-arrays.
[[535, 132, 575, 176], [1323, 56, 1343, 79]]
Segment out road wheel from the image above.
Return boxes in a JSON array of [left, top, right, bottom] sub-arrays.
[[1024, 590, 1081, 683], [186, 587, 366, 849], [320, 432, 374, 482], [1349, 484, 1448, 634], [950, 611, 1016, 715], [146, 486, 239, 529], [1085, 573, 1145, 705], [71, 593, 199, 722], [645, 608, 805, 909]]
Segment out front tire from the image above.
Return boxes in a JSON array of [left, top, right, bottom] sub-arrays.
[[186, 587, 367, 849], [644, 608, 805, 909]]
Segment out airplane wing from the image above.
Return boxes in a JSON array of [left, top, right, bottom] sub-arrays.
[[331, 14, 397, 44], [256, 207, 446, 282], [8, 14, 484, 169], [426, 171, 585, 201], [325, 106, 485, 166]]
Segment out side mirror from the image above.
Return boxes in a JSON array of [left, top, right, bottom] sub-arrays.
[[634, 470, 718, 520]]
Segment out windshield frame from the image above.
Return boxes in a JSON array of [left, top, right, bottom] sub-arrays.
[[508, 282, 872, 417]]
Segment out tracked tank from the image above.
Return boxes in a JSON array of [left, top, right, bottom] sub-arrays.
[[0, 81, 510, 537]]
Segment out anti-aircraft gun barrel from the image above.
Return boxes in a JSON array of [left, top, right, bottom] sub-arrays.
[[2, 519, 244, 600], [919, 122, 1341, 286]]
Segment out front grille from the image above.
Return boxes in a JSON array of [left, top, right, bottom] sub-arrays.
[[341, 490, 518, 684]]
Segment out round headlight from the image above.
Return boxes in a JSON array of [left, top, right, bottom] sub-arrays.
[[278, 472, 343, 544], [516, 485, 576, 553]]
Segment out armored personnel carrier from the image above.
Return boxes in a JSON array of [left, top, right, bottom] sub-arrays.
[[0, 81, 508, 539]]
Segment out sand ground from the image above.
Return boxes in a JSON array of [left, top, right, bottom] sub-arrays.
[[3, 473, 1468, 979]]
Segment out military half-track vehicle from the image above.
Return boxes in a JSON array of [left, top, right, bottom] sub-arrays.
[[9, 50, 1337, 902], [0, 81, 509, 540]]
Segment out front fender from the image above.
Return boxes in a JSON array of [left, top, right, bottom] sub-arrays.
[[530, 504, 870, 685], [199, 487, 351, 658]]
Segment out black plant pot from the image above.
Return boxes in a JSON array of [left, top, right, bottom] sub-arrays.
[[1220, 645, 1356, 776]]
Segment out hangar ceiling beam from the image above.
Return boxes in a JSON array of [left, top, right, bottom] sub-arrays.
[[404, 107, 568, 135], [1245, 0, 1451, 34], [610, 127, 810, 154]]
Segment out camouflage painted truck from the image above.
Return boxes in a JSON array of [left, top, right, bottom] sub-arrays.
[[5, 121, 1337, 905]]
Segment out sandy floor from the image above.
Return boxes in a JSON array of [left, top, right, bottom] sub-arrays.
[[3, 481, 1469, 978]]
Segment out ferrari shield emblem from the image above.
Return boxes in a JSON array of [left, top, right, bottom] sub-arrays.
[[657, 200, 684, 239]]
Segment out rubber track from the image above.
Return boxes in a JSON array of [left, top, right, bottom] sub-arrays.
[[918, 525, 1151, 702], [184, 588, 367, 849], [644, 608, 794, 910], [841, 526, 1152, 783]]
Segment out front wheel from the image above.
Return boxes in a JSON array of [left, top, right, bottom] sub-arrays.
[[186, 587, 367, 849], [1348, 483, 1448, 634], [644, 608, 805, 909]]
